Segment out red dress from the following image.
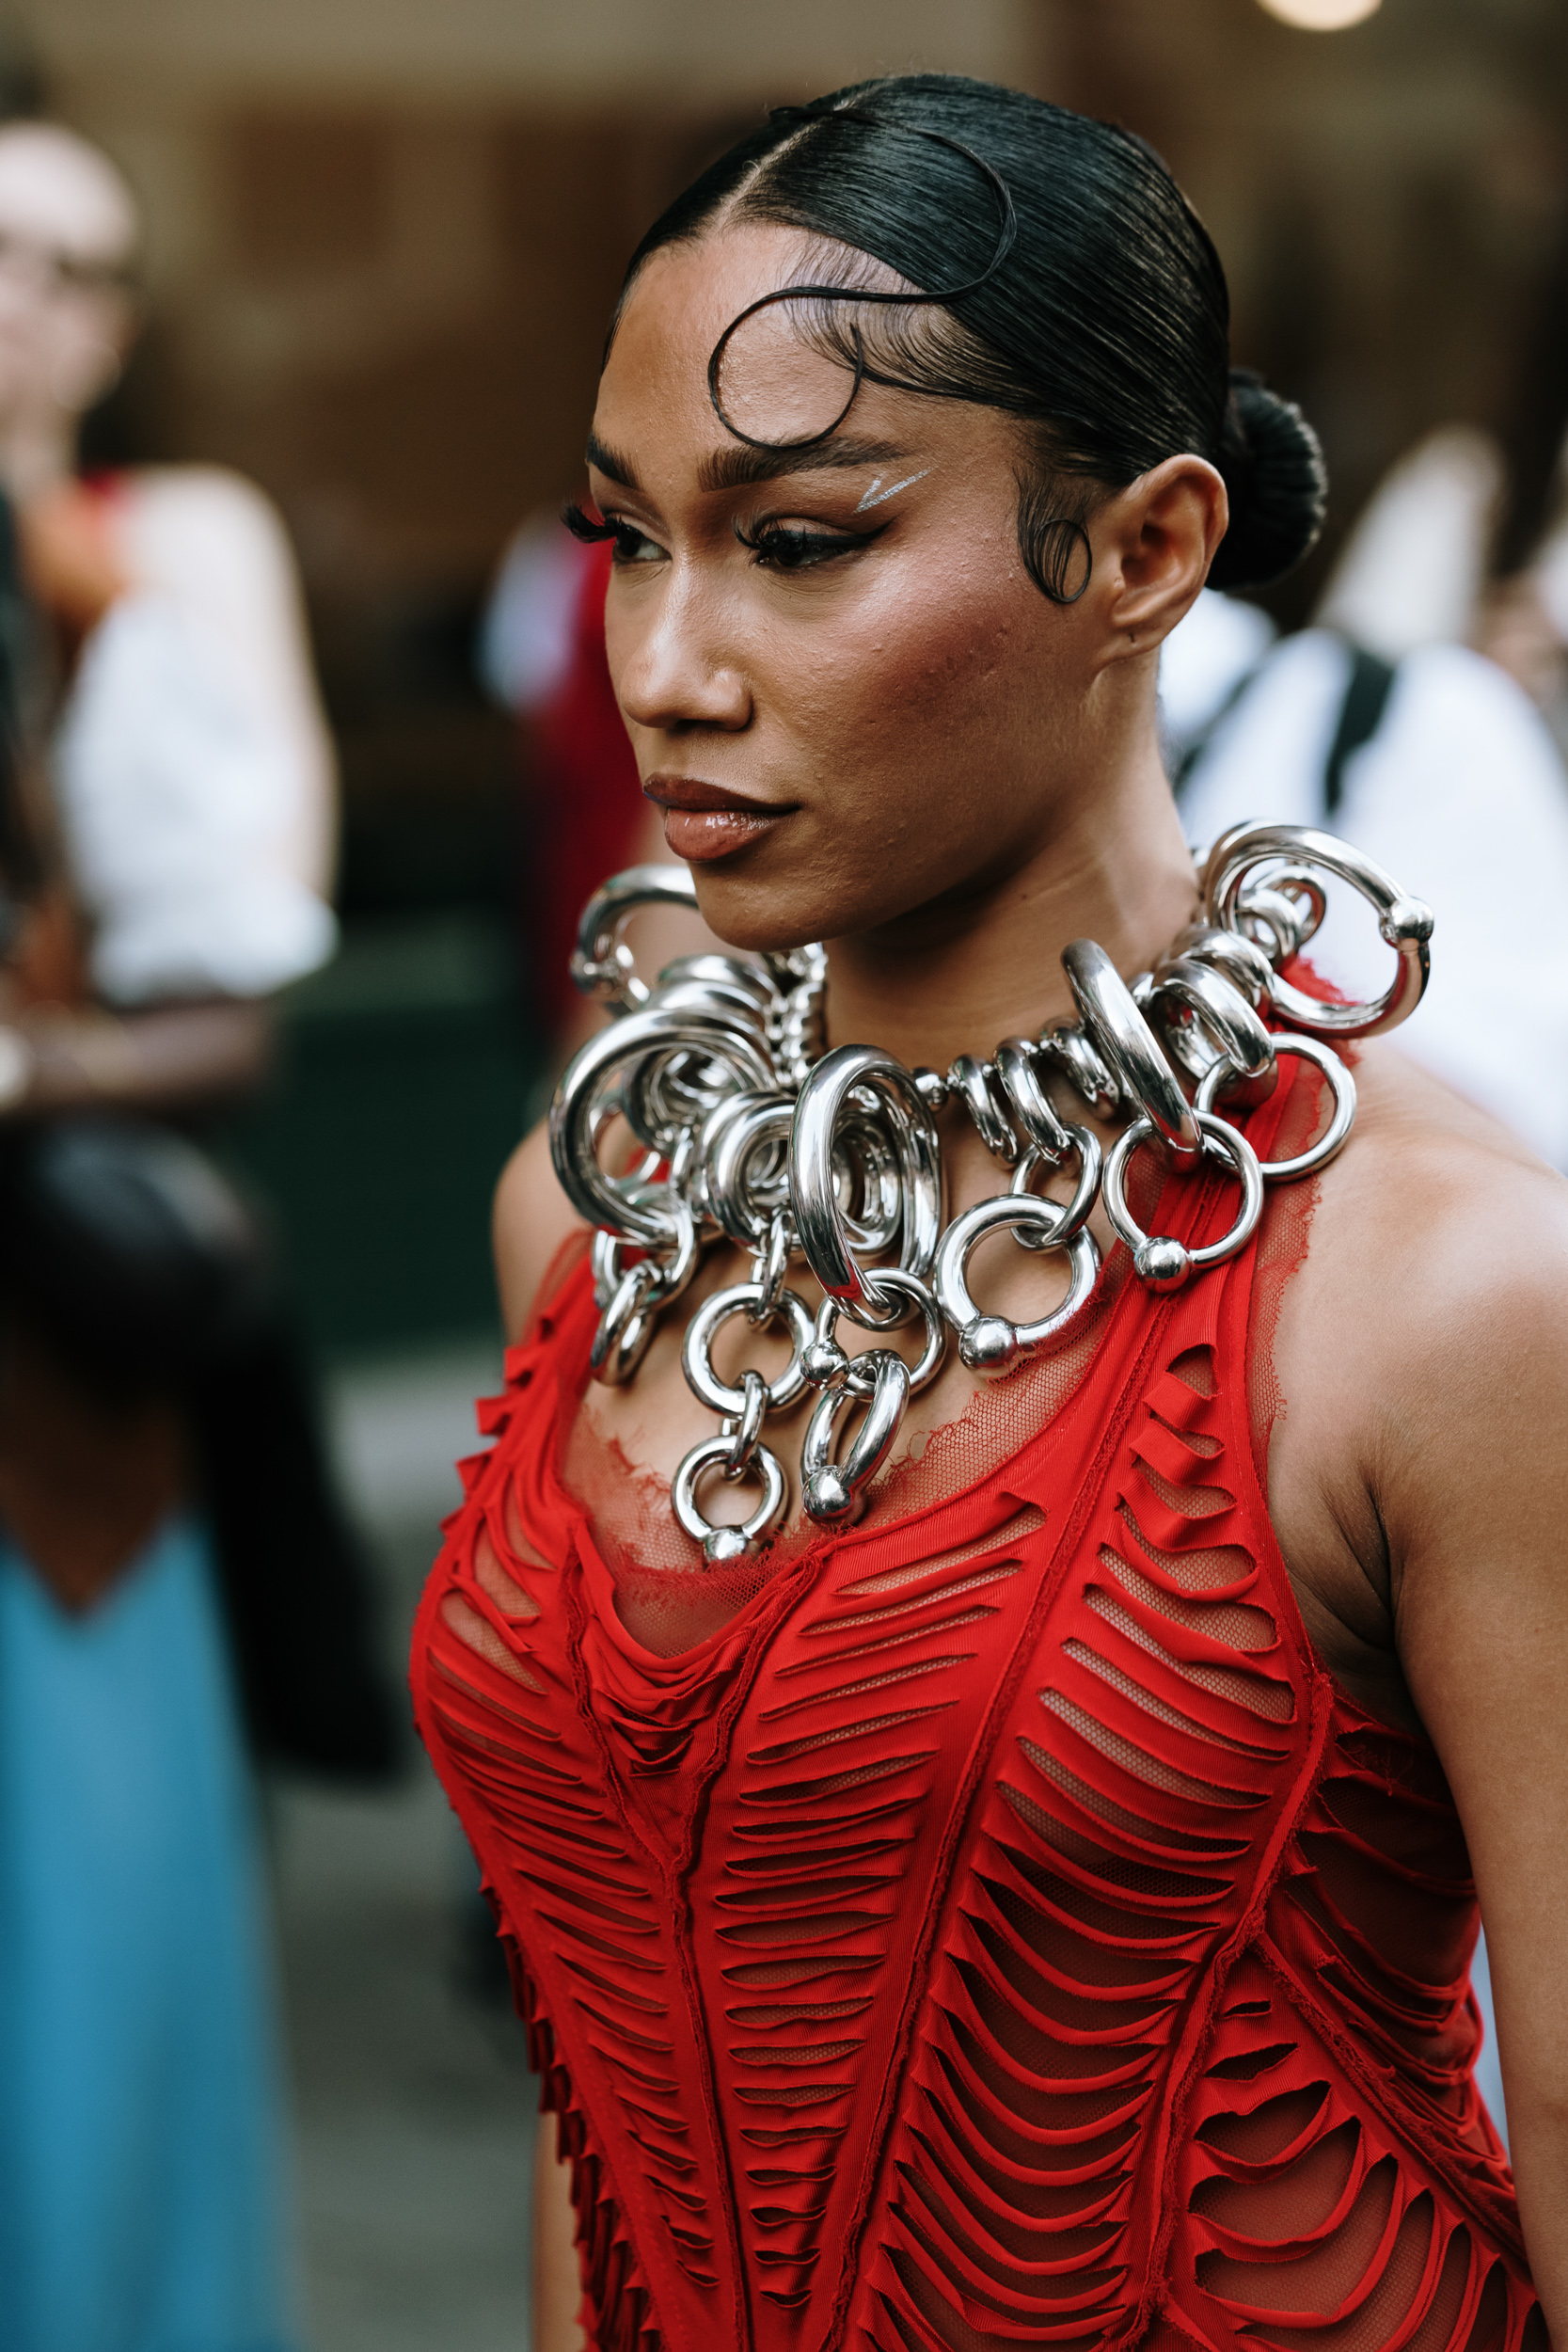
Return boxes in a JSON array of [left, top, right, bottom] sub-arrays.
[[411, 1064, 1536, 2352]]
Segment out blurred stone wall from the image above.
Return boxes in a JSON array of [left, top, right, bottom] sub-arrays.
[[22, 0, 1568, 630]]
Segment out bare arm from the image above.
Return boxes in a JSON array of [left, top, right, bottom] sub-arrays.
[[13, 997, 273, 1115], [1383, 1182, 1568, 2334], [532, 2137, 585, 2352]]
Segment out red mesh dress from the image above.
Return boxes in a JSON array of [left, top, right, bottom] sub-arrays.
[[411, 1060, 1538, 2352]]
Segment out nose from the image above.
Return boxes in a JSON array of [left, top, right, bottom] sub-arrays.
[[613, 566, 752, 739]]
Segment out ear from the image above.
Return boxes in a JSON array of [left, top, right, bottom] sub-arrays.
[[1088, 455, 1229, 665]]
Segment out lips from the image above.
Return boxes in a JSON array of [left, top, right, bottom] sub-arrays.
[[643, 775, 794, 866]]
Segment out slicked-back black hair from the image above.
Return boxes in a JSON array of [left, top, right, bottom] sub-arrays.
[[618, 75, 1325, 598]]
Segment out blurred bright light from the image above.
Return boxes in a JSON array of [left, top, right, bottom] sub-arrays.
[[1257, 0, 1382, 24]]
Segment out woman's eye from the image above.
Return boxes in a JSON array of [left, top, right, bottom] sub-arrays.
[[610, 521, 665, 565], [743, 523, 865, 573]]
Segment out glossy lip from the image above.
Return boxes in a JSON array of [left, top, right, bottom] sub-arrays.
[[642, 774, 796, 866], [642, 774, 794, 816]]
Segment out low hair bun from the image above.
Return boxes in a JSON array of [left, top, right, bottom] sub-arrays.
[[1208, 369, 1327, 591]]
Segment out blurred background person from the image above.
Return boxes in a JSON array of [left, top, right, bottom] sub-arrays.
[[481, 519, 715, 1075], [0, 117, 396, 2352], [1163, 575, 1568, 1168]]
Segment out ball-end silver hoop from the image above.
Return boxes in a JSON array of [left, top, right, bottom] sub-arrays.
[[570, 863, 701, 1011], [673, 1437, 788, 1565], [1103, 1109, 1264, 1292], [1204, 824, 1433, 1041], [801, 1350, 912, 1525], [933, 1192, 1101, 1377], [1194, 1034, 1356, 1180]]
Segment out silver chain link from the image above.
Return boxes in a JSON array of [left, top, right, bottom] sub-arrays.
[[552, 826, 1433, 1565]]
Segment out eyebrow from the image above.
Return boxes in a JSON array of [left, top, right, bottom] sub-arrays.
[[584, 432, 641, 489], [697, 436, 913, 494], [582, 431, 916, 498]]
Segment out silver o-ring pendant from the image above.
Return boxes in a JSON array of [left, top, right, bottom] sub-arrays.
[[673, 1437, 788, 1565], [1195, 1033, 1355, 1180], [1203, 823, 1433, 1041], [682, 1282, 815, 1415], [802, 1350, 912, 1525], [933, 1193, 1101, 1377], [1103, 1110, 1264, 1293], [806, 1269, 947, 1395]]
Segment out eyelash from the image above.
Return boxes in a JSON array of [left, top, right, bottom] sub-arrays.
[[733, 517, 877, 571], [562, 502, 659, 565], [562, 501, 881, 573]]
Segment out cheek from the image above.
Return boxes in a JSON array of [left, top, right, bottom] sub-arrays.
[[770, 553, 1049, 786]]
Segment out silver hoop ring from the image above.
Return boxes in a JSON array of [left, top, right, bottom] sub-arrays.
[[1159, 922, 1274, 1008], [682, 1281, 815, 1416], [1195, 1035, 1355, 1181], [700, 1088, 795, 1248], [791, 1046, 943, 1325], [569, 863, 700, 1010], [673, 1437, 788, 1565], [1037, 1023, 1120, 1120], [814, 1270, 946, 1394], [947, 1055, 1019, 1163], [1063, 940, 1202, 1168], [590, 1261, 663, 1387], [1102, 1110, 1263, 1293], [1008, 1129, 1101, 1248], [994, 1037, 1074, 1161], [1142, 956, 1278, 1107], [551, 1007, 773, 1243], [933, 1192, 1101, 1377], [801, 1351, 912, 1525], [1203, 823, 1433, 1041]]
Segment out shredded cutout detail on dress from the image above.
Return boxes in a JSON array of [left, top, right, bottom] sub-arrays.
[[411, 1049, 1528, 2352]]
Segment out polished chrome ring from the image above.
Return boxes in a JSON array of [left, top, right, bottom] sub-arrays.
[[673, 1437, 788, 1565], [1195, 1035, 1356, 1181], [1008, 1130, 1102, 1248], [813, 1269, 946, 1395], [551, 1006, 774, 1243], [682, 1281, 816, 1416], [1102, 1109, 1264, 1292], [801, 1350, 912, 1525], [1143, 956, 1278, 1107], [933, 1192, 1101, 1376], [1203, 823, 1433, 1041], [1064, 939, 1203, 1168], [791, 1045, 943, 1326], [570, 863, 701, 1011], [947, 1054, 1019, 1163]]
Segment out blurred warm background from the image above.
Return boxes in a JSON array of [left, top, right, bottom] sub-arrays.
[[13, 1, 1568, 2345]]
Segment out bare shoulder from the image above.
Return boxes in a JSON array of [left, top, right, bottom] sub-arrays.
[[1307, 1043, 1568, 1327], [493, 1119, 588, 1342], [1277, 1042, 1568, 1522]]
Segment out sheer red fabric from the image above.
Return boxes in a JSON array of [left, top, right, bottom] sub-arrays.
[[412, 1064, 1535, 2352]]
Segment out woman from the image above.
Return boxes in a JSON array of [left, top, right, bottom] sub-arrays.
[[412, 78, 1566, 2352]]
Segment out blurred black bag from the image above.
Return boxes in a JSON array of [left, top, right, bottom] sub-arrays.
[[0, 1112, 401, 1778]]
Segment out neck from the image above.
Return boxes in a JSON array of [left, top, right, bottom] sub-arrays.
[[821, 739, 1196, 1072], [0, 406, 78, 501]]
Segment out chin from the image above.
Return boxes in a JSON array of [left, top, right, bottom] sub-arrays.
[[689, 859, 866, 957]]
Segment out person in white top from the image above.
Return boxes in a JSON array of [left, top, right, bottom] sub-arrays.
[[1165, 586, 1568, 1170], [0, 121, 336, 1023]]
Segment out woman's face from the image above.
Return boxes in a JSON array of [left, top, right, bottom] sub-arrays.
[[590, 222, 1154, 955]]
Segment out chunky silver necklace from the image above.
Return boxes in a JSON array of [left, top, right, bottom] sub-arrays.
[[550, 822, 1433, 1565]]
